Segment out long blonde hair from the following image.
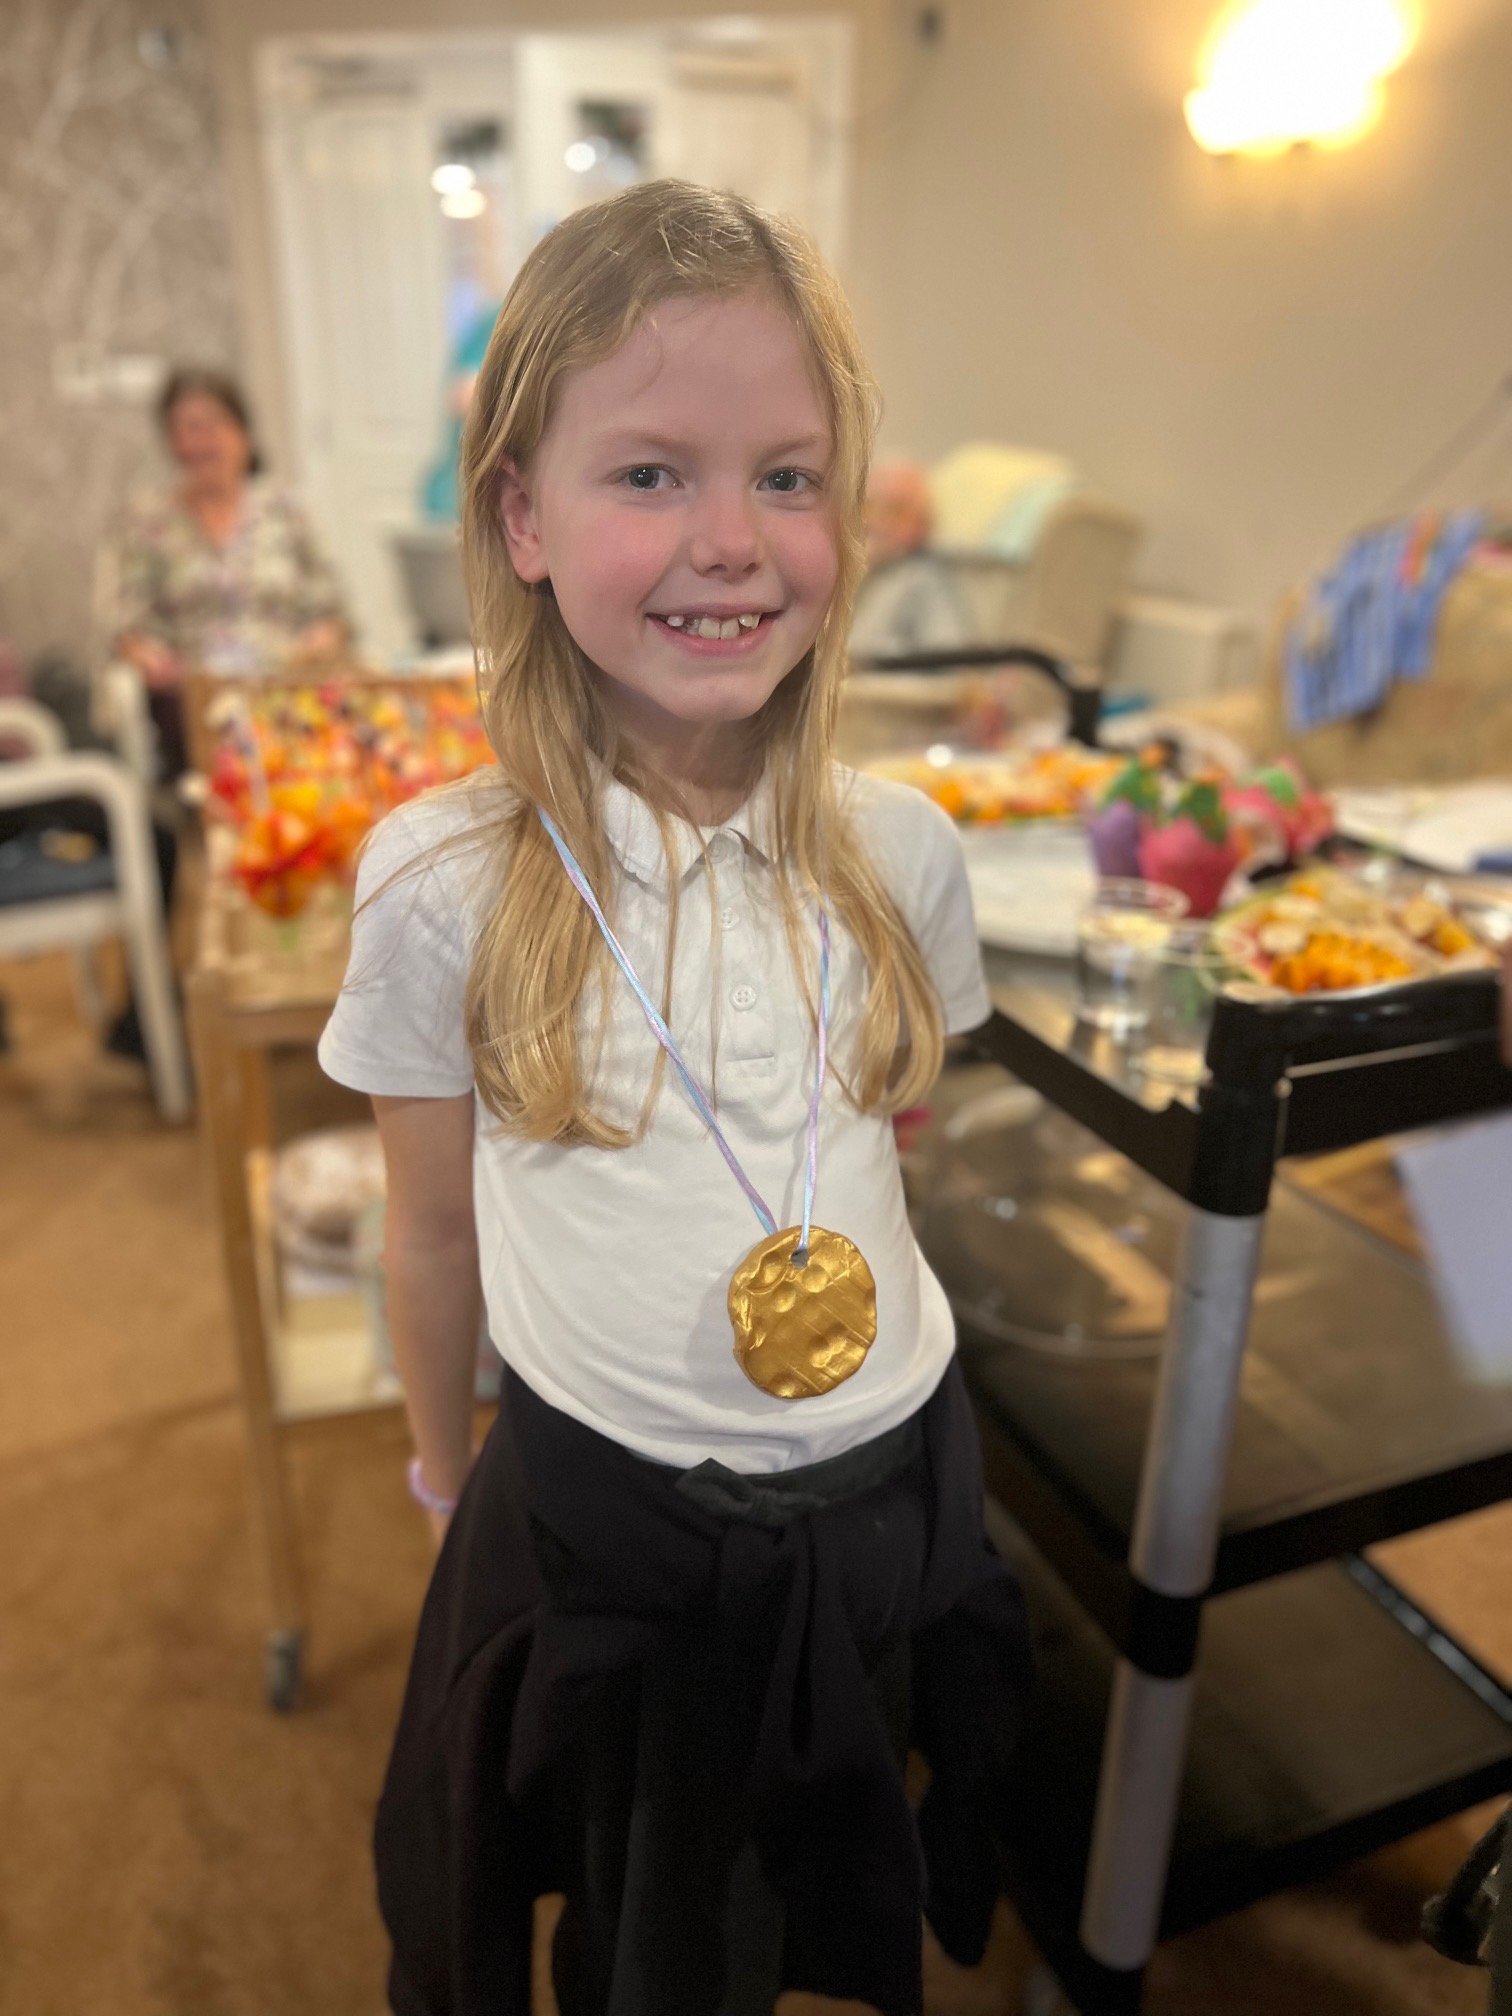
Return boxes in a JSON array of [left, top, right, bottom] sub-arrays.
[[457, 179, 944, 1145]]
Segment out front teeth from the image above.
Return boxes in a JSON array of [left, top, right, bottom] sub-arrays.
[[661, 613, 764, 638]]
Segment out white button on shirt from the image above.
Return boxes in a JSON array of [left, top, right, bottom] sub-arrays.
[[318, 765, 991, 1474]]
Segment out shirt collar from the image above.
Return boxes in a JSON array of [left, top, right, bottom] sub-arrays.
[[600, 767, 775, 887]]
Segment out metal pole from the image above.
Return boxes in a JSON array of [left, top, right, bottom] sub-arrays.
[[1078, 1207, 1266, 1969]]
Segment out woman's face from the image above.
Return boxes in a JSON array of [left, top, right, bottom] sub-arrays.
[[165, 392, 252, 491]]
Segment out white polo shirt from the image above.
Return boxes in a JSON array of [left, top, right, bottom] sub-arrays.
[[318, 764, 989, 1473]]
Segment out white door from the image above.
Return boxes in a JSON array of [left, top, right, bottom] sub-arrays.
[[512, 24, 851, 259], [511, 33, 671, 241], [260, 42, 517, 658], [263, 73, 448, 658], [662, 50, 816, 228]]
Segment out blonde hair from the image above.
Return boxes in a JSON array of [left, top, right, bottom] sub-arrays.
[[457, 178, 944, 1145]]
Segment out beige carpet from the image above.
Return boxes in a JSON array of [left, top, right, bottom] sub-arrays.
[[0, 946, 1506, 2016]]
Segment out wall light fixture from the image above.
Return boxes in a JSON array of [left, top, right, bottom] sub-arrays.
[[1186, 0, 1417, 156]]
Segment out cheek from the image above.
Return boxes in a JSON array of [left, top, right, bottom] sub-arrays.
[[553, 499, 677, 609], [774, 514, 841, 609]]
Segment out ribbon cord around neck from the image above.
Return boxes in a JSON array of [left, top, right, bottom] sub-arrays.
[[537, 807, 829, 1261]]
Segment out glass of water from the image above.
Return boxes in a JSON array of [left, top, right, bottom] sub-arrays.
[[1139, 924, 1230, 1084], [1074, 879, 1190, 1036]]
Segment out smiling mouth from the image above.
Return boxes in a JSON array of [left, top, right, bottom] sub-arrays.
[[650, 610, 776, 642]]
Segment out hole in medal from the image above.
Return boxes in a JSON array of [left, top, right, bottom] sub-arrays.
[[791, 1246, 809, 1270]]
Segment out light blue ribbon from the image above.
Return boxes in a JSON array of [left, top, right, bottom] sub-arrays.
[[538, 808, 829, 1261]]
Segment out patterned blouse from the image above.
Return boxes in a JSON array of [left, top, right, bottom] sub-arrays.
[[106, 477, 351, 677]]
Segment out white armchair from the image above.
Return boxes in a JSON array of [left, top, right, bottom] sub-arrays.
[[0, 698, 191, 1121], [931, 493, 1144, 674], [92, 660, 158, 791], [841, 446, 1143, 761], [89, 541, 159, 790]]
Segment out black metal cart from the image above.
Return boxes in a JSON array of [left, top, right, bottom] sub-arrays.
[[955, 947, 1512, 2013], [852, 637, 1512, 2004]]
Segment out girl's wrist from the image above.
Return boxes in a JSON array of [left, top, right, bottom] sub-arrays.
[[407, 1452, 471, 1518]]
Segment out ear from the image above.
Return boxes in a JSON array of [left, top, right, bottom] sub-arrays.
[[497, 459, 550, 584]]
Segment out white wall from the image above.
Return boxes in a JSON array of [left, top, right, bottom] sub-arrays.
[[205, 0, 1512, 631], [844, 0, 1512, 622]]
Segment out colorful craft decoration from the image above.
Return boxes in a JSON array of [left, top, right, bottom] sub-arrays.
[[206, 679, 495, 918], [1087, 748, 1334, 919]]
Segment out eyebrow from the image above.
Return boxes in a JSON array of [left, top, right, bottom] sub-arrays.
[[596, 430, 831, 461]]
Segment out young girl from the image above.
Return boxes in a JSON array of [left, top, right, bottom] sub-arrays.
[[320, 180, 1029, 2016]]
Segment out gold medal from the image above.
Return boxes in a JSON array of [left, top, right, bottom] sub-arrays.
[[729, 1225, 877, 1400]]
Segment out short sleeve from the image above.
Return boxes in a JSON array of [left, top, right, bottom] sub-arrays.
[[844, 772, 991, 1036], [317, 797, 485, 1099], [102, 498, 166, 644]]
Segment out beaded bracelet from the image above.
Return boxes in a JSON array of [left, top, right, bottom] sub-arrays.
[[407, 1455, 460, 1519]]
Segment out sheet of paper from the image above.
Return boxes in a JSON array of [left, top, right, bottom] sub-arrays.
[[1397, 1112, 1512, 1383], [1335, 782, 1512, 873]]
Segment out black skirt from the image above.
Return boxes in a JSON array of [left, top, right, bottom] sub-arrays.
[[376, 1358, 1031, 2016]]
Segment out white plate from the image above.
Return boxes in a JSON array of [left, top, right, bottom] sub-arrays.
[[958, 823, 1097, 956]]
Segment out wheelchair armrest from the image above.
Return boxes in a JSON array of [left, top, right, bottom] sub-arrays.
[[0, 699, 67, 759]]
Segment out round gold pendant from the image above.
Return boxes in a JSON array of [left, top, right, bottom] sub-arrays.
[[728, 1225, 878, 1400]]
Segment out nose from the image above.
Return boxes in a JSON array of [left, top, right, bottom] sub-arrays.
[[687, 484, 763, 578]]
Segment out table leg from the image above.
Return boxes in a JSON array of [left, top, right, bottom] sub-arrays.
[[239, 1043, 275, 1154], [238, 1049, 287, 1326], [188, 977, 306, 1705], [1078, 1206, 1266, 1971]]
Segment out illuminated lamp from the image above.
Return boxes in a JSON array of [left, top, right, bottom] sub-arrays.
[[1185, 0, 1417, 155]]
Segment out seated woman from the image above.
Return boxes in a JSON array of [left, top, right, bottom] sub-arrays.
[[103, 367, 352, 778]]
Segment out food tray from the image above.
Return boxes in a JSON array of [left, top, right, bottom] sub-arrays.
[[1216, 864, 1509, 995]]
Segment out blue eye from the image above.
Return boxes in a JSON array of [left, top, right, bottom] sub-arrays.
[[761, 468, 813, 495], [623, 465, 669, 491]]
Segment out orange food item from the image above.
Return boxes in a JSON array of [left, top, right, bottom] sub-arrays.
[[1430, 918, 1475, 956], [1269, 932, 1414, 994]]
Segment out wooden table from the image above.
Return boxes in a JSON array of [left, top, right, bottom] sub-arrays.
[[187, 833, 382, 1709], [182, 662, 494, 1708]]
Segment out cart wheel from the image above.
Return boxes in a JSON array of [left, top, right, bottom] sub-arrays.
[[1022, 1961, 1079, 2016], [264, 1629, 304, 1712]]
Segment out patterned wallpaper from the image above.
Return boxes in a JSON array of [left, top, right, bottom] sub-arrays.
[[0, 0, 238, 662]]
